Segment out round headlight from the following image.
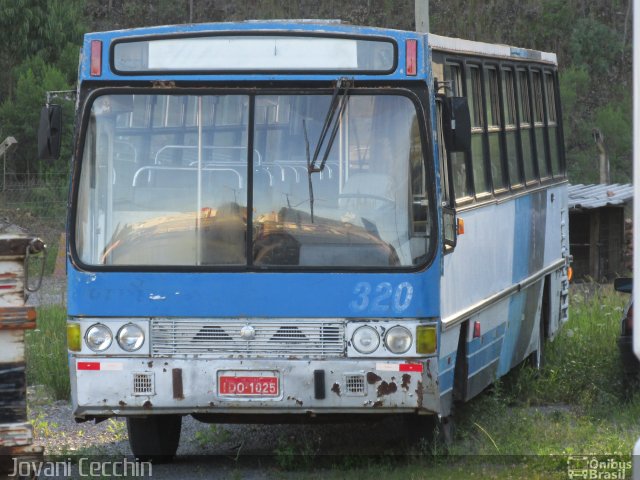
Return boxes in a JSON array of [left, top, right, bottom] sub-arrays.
[[117, 323, 145, 352], [85, 323, 113, 352], [384, 326, 412, 354], [352, 325, 380, 354]]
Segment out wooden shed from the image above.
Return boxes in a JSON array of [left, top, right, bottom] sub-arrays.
[[568, 184, 633, 282]]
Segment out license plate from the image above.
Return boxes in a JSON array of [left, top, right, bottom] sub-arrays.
[[218, 373, 279, 396]]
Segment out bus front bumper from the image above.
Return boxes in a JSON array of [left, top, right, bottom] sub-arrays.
[[71, 357, 441, 418]]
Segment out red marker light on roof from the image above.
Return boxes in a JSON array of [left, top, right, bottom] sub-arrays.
[[406, 39, 417, 76], [90, 40, 102, 76]]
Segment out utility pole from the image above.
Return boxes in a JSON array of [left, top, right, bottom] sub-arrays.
[[592, 128, 610, 184], [415, 0, 429, 33]]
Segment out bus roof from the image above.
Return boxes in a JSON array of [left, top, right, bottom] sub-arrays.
[[79, 22, 557, 82], [428, 33, 557, 65], [81, 21, 425, 82]]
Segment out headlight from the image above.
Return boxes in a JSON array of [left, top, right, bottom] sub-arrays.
[[352, 325, 380, 354], [384, 326, 412, 354], [85, 323, 113, 352], [117, 323, 145, 352]]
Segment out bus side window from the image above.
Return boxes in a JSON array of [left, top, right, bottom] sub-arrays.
[[532, 70, 549, 178], [517, 69, 537, 184], [544, 71, 562, 176], [445, 63, 472, 202], [502, 67, 522, 188], [467, 64, 489, 196], [485, 66, 505, 192]]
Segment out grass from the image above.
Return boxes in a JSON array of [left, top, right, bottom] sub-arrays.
[[25, 304, 70, 400], [506, 283, 630, 409], [194, 424, 232, 449], [301, 284, 639, 479]]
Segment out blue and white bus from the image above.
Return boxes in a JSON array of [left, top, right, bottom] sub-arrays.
[[39, 21, 570, 458]]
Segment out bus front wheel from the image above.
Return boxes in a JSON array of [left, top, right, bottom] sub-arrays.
[[126, 415, 182, 462]]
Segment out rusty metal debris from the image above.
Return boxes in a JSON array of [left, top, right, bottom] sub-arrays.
[[0, 234, 46, 475]]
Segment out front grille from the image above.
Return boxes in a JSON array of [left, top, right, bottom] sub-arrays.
[[132, 372, 154, 395], [344, 374, 366, 395], [151, 319, 345, 358]]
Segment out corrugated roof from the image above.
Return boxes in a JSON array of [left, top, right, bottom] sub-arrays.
[[568, 183, 634, 210]]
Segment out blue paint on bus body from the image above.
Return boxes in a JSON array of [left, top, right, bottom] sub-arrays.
[[67, 260, 441, 319]]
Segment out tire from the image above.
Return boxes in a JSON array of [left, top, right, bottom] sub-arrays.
[[127, 415, 182, 462]]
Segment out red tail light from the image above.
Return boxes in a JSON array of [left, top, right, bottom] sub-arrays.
[[473, 321, 481, 338], [406, 39, 417, 76], [90, 40, 102, 76]]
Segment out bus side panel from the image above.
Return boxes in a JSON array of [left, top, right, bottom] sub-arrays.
[[544, 183, 570, 337], [441, 189, 561, 402], [454, 280, 543, 402], [546, 268, 564, 339], [437, 323, 460, 417]]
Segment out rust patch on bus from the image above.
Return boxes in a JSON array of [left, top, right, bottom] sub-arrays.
[[401, 374, 411, 391], [373, 400, 383, 408], [376, 381, 397, 397], [287, 396, 303, 406], [142, 400, 152, 409], [172, 368, 184, 400], [415, 381, 424, 408], [331, 383, 341, 396], [118, 400, 127, 407], [425, 359, 433, 381], [366, 372, 381, 384]]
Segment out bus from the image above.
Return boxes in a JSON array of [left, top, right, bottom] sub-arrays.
[[39, 21, 570, 458]]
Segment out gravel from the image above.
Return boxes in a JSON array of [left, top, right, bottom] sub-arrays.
[[28, 387, 410, 479]]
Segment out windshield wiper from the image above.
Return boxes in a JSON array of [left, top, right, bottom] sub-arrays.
[[304, 77, 353, 222], [309, 77, 353, 174]]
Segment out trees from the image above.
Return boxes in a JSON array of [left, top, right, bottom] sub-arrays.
[[0, 0, 631, 184], [0, 0, 83, 175], [429, 0, 632, 184]]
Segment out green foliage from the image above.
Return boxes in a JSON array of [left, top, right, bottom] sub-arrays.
[[0, 55, 74, 174], [594, 94, 632, 183], [509, 286, 627, 407], [274, 433, 319, 470], [0, 1, 630, 197], [25, 305, 70, 400], [559, 67, 590, 118], [569, 18, 621, 77], [194, 425, 232, 448]]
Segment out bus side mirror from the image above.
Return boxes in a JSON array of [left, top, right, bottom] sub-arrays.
[[442, 96, 471, 152], [443, 206, 457, 248], [38, 105, 62, 162]]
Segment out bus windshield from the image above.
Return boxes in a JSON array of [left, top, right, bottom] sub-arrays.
[[75, 91, 432, 269]]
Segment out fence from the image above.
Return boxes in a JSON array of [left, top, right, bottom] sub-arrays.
[[0, 173, 67, 240]]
